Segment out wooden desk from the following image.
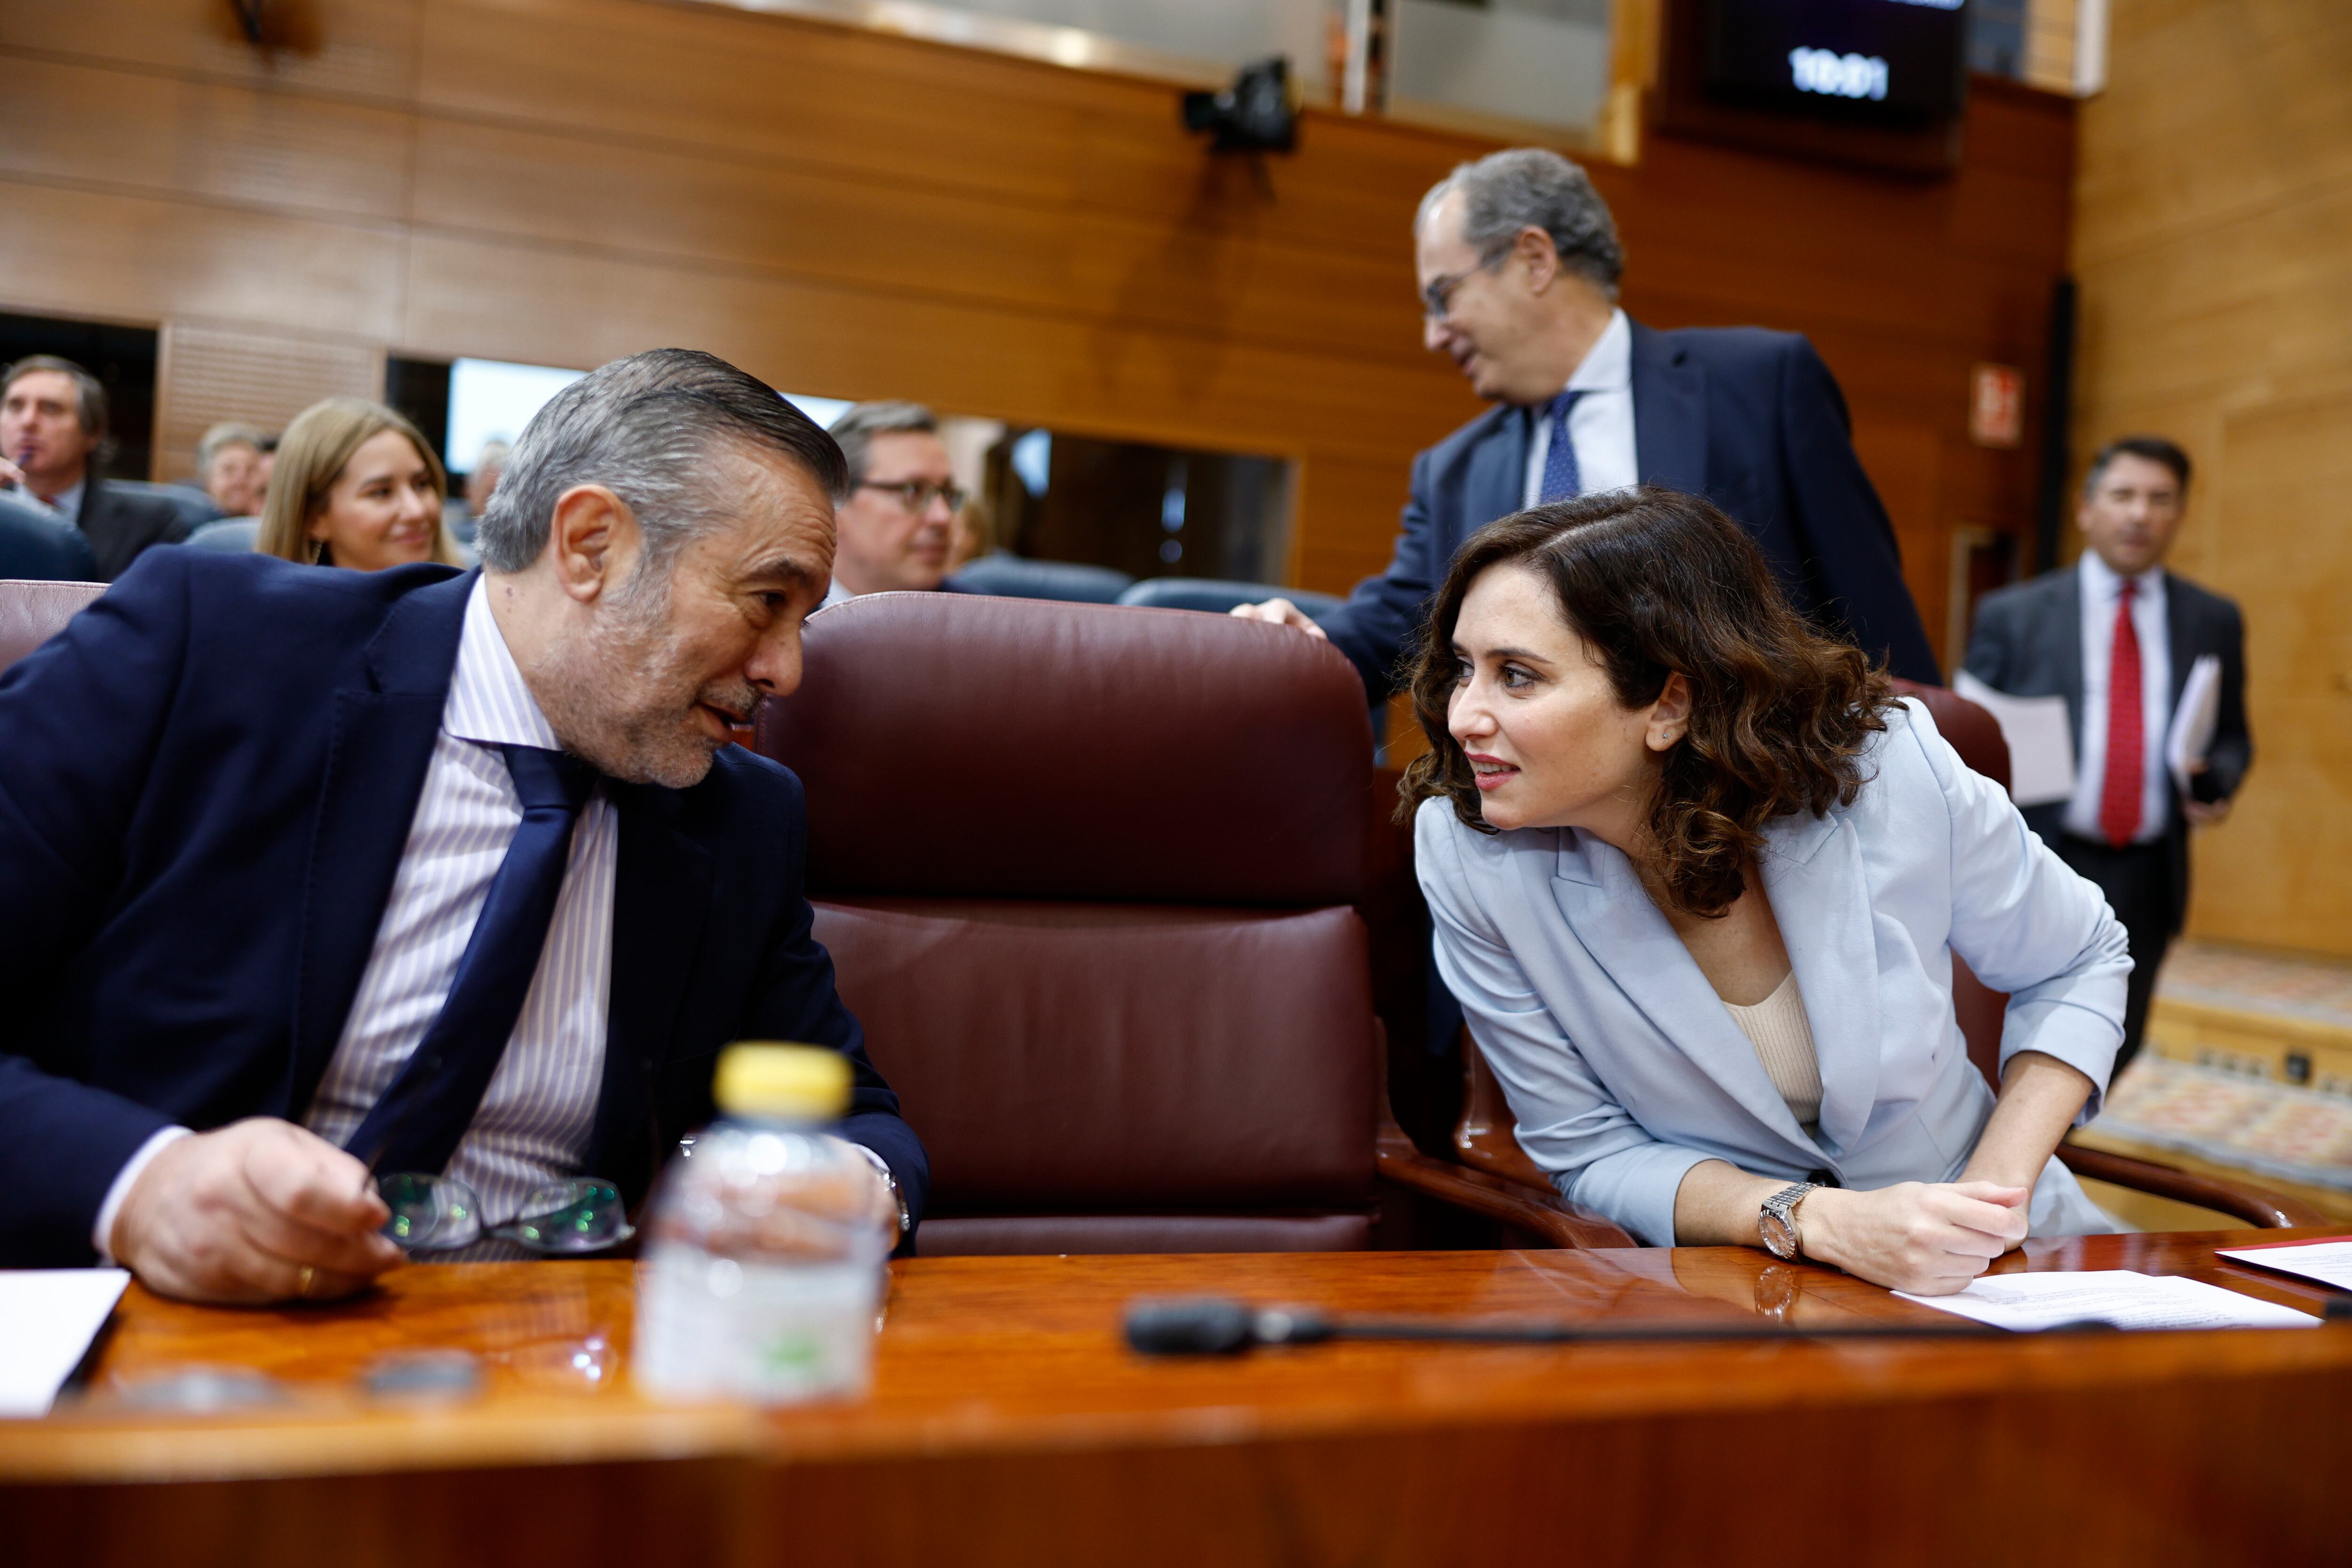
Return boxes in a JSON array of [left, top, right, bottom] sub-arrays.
[[8, 1233, 2350, 1568]]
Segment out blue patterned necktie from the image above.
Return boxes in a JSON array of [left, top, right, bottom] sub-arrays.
[[344, 744, 598, 1176], [1538, 390, 1586, 504]]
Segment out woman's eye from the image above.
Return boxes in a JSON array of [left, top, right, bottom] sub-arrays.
[[1500, 664, 1537, 691]]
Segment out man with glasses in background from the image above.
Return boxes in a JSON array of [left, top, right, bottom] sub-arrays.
[[820, 401, 971, 605], [1234, 147, 1939, 690]]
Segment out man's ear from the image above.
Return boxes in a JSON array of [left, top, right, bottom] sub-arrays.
[[1516, 225, 1560, 294], [1647, 672, 1694, 752], [546, 484, 637, 604]]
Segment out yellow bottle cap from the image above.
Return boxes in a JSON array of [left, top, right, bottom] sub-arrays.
[[712, 1043, 851, 1122]]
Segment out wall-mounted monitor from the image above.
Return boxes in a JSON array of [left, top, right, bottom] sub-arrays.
[[1700, 0, 1970, 127]]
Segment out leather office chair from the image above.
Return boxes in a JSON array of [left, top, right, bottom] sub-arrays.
[[0, 579, 105, 676], [1394, 680, 2321, 1236], [943, 553, 1134, 604], [181, 517, 261, 553], [756, 592, 1391, 1253], [110, 480, 223, 535], [1115, 578, 1347, 622]]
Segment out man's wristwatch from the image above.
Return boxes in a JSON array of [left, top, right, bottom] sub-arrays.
[[1758, 1182, 1818, 1261]]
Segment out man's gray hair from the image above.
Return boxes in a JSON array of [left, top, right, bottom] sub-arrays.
[[475, 348, 847, 575], [1415, 147, 1623, 299], [197, 422, 267, 471], [828, 400, 938, 488]]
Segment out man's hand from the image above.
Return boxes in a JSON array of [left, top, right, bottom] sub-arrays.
[[2182, 761, 2232, 825], [1797, 1180, 2030, 1296], [1228, 598, 1327, 640], [109, 1118, 404, 1304], [0, 456, 25, 490]]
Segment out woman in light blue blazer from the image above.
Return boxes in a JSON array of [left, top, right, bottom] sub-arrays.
[[1405, 490, 2130, 1296]]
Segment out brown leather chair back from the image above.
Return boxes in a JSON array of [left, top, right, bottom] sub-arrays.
[[756, 592, 1382, 1254], [0, 579, 104, 676], [1457, 681, 2020, 1187]]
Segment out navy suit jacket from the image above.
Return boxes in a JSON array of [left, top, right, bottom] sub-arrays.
[[1319, 322, 1941, 694], [0, 551, 927, 1265], [1963, 564, 2250, 933]]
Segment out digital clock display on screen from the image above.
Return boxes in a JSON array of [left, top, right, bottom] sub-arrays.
[[1702, 0, 1970, 126]]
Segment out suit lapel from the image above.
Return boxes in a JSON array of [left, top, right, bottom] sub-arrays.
[[1550, 837, 1821, 1158], [1629, 322, 1708, 497], [283, 575, 474, 1114], [2049, 568, 2087, 761], [2163, 572, 2197, 712], [1467, 405, 1528, 529], [588, 785, 714, 1192], [1755, 811, 1879, 1158]]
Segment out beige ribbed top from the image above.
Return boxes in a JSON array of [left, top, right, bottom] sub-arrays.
[[1721, 970, 1824, 1132]]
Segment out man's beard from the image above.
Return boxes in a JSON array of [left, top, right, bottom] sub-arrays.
[[533, 578, 756, 789]]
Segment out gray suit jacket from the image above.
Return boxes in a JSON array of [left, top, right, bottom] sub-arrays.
[[76, 477, 190, 581], [1963, 563, 2250, 932]]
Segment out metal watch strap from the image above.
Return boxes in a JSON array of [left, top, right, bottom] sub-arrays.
[[1759, 1181, 1818, 1261]]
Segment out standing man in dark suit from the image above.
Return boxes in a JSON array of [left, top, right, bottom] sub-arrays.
[[1, 356, 189, 580], [1235, 147, 1939, 690], [1965, 436, 2250, 1069], [0, 348, 926, 1297]]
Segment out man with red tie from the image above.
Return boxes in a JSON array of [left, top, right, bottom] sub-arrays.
[[1965, 437, 2251, 1069]]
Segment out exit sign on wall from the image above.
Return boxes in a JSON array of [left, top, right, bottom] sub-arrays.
[[1970, 363, 2024, 448]]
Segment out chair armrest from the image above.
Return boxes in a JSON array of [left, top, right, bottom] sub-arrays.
[[1377, 1124, 1636, 1248], [2058, 1143, 2328, 1229]]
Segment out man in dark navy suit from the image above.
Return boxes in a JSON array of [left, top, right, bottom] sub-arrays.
[[1237, 148, 1939, 691], [0, 349, 925, 1298]]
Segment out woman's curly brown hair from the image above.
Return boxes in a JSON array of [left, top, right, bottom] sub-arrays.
[[1398, 487, 1894, 918]]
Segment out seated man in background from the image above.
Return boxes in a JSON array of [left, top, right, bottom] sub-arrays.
[[455, 438, 511, 546], [1964, 436, 2250, 1072], [0, 347, 925, 1299], [819, 400, 964, 605], [1235, 148, 1939, 691], [0, 355, 189, 579], [196, 422, 270, 519]]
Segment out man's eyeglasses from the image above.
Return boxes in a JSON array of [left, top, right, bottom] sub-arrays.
[[1419, 247, 1511, 321], [855, 478, 968, 514], [377, 1171, 633, 1255]]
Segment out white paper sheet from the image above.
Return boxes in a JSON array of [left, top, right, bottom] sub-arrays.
[[2217, 1238, 2352, 1292], [0, 1268, 129, 1417], [2166, 653, 2223, 796], [1894, 1269, 2320, 1332], [1952, 671, 2078, 807]]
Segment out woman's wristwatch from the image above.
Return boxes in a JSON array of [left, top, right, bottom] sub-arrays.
[[1758, 1182, 1819, 1261]]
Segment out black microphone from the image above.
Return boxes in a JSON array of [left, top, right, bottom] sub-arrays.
[[1122, 1296, 2019, 1356]]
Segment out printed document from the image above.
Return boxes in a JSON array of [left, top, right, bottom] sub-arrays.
[[2166, 653, 2222, 795], [1952, 672, 2076, 807], [0, 1268, 128, 1416], [2217, 1237, 2352, 1292], [1894, 1270, 2320, 1332]]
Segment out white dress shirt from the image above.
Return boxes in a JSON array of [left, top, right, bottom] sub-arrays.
[[1522, 308, 1639, 508], [45, 478, 86, 523], [2063, 553, 2171, 844], [93, 578, 619, 1258]]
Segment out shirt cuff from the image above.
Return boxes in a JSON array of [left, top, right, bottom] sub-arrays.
[[92, 1126, 191, 1264]]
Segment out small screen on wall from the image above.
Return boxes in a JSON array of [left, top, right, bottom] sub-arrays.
[[1702, 0, 1970, 126]]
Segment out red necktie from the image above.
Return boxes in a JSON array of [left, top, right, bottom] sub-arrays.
[[2099, 579, 2143, 848]]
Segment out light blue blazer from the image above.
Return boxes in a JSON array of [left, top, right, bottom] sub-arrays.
[[1417, 700, 2131, 1248]]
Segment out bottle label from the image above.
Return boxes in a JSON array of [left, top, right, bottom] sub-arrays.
[[634, 1242, 881, 1404]]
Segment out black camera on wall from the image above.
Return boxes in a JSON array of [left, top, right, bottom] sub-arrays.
[[1182, 58, 1296, 154]]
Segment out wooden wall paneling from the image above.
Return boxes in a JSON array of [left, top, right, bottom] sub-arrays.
[[2193, 393, 2352, 958], [0, 182, 405, 342], [1288, 451, 1411, 597], [0, 57, 412, 221], [2071, 0, 2352, 955], [0, 0, 426, 97], [1846, 420, 1947, 670], [152, 324, 388, 482]]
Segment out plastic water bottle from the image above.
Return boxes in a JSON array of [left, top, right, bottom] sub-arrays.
[[634, 1043, 894, 1403]]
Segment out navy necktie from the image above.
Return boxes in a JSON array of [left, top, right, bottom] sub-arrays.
[[345, 744, 599, 1177], [1538, 390, 1585, 504]]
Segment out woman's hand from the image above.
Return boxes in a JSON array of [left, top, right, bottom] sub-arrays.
[[1799, 1181, 2030, 1296]]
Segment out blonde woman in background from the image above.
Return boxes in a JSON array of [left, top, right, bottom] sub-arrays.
[[256, 398, 461, 570]]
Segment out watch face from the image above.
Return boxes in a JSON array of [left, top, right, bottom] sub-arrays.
[[1760, 1210, 1798, 1261]]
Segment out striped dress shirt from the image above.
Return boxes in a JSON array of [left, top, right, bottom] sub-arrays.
[[301, 577, 618, 1243]]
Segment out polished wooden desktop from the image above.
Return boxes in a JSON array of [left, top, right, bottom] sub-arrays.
[[8, 1233, 2349, 1568]]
